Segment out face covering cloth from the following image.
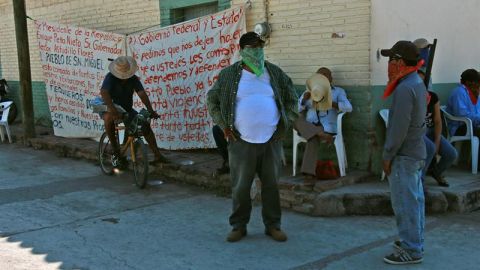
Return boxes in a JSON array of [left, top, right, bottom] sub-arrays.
[[240, 47, 265, 77], [383, 59, 424, 99]]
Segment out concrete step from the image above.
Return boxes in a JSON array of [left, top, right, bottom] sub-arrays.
[[310, 174, 480, 216]]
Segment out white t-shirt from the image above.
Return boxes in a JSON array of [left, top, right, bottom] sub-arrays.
[[234, 70, 280, 143]]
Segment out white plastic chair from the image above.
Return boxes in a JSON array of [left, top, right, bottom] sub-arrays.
[[292, 112, 347, 177], [0, 101, 13, 143], [379, 109, 389, 180], [440, 105, 478, 174]]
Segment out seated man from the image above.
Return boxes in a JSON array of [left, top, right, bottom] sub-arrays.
[[418, 69, 457, 188], [212, 125, 229, 174], [446, 69, 480, 137], [100, 56, 168, 166], [316, 67, 353, 133], [294, 68, 352, 183]]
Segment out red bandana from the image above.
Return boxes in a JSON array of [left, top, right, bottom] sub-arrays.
[[383, 59, 425, 99], [466, 85, 478, 105]]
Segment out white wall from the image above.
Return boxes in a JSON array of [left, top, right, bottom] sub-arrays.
[[371, 0, 480, 85]]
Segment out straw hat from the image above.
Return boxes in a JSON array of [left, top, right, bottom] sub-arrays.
[[306, 73, 332, 111], [108, 56, 138, 79]]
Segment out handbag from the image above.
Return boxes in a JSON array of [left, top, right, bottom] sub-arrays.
[[315, 160, 339, 180]]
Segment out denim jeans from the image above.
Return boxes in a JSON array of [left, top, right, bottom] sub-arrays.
[[422, 136, 436, 182], [389, 155, 425, 258], [425, 129, 458, 176]]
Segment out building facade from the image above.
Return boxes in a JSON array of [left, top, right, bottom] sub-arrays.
[[0, 0, 478, 173]]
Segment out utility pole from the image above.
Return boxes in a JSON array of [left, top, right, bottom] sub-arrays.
[[13, 0, 35, 139]]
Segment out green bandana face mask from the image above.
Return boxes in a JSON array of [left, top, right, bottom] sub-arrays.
[[240, 47, 265, 77]]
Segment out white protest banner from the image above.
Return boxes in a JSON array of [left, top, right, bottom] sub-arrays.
[[128, 6, 245, 149], [35, 20, 125, 137]]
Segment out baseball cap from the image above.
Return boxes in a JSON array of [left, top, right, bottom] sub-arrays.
[[239, 32, 265, 49], [380, 40, 419, 62]]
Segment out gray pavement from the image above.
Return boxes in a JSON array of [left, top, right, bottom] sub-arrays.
[[1, 143, 479, 270]]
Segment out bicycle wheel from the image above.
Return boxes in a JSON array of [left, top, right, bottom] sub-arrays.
[[98, 132, 115, 175], [131, 138, 149, 188]]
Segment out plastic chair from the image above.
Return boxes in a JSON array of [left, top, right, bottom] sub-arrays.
[[440, 106, 478, 174], [0, 101, 13, 143], [292, 112, 347, 177], [379, 109, 389, 127], [379, 109, 389, 180]]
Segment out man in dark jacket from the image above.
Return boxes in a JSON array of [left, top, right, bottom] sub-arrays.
[[207, 32, 298, 242]]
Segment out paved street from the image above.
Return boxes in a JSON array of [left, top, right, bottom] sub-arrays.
[[0, 143, 479, 270]]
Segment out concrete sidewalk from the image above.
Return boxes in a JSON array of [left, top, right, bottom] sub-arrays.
[[7, 123, 480, 216]]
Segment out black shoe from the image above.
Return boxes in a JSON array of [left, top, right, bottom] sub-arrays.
[[432, 171, 449, 187], [112, 154, 128, 170], [384, 248, 423, 265], [226, 228, 247, 242]]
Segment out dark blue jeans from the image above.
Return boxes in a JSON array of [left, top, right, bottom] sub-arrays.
[[422, 130, 458, 179], [389, 156, 425, 258]]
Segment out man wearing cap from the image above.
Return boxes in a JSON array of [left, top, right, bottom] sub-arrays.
[[207, 32, 298, 242], [446, 69, 480, 137], [100, 56, 168, 166], [380, 41, 427, 265]]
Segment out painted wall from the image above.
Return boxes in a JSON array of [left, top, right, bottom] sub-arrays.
[[369, 0, 480, 174], [371, 0, 480, 86]]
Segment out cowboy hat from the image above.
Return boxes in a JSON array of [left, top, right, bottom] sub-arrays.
[[306, 73, 332, 111], [108, 56, 138, 79]]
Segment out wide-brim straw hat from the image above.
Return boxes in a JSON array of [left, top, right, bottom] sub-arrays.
[[108, 56, 138, 79], [307, 73, 332, 111]]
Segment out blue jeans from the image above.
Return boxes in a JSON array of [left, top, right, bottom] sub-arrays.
[[389, 156, 425, 258], [422, 136, 436, 182], [425, 129, 458, 176]]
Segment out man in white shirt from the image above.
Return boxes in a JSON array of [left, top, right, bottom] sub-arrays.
[[208, 32, 298, 243], [295, 67, 353, 183]]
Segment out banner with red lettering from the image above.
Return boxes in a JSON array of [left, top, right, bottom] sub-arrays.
[[35, 20, 125, 137], [128, 6, 245, 149]]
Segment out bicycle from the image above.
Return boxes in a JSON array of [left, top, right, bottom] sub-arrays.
[[98, 109, 150, 189]]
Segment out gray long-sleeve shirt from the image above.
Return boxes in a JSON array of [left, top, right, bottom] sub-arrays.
[[383, 72, 427, 161]]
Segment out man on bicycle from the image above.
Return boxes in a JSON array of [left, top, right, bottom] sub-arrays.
[[100, 56, 168, 166]]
